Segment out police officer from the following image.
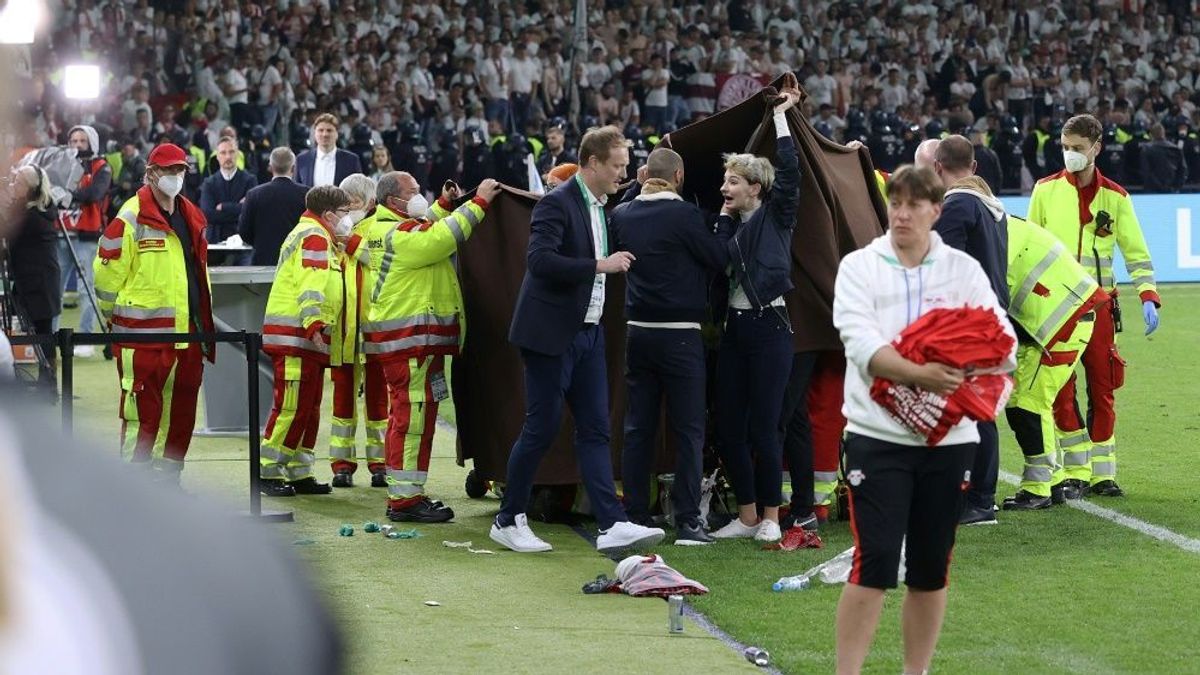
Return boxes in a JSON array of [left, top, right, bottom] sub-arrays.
[[393, 121, 432, 192]]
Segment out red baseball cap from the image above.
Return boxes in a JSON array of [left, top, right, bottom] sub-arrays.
[[147, 143, 189, 168]]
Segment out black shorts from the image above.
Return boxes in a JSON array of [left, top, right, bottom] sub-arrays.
[[844, 433, 976, 591]]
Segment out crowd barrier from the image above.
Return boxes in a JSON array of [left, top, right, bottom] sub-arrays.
[[6, 329, 289, 521], [1000, 194, 1200, 284]]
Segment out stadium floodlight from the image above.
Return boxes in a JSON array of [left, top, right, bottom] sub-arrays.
[[0, 0, 42, 44], [64, 64, 101, 100]]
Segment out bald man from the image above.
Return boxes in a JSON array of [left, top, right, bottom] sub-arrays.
[[914, 138, 941, 169], [610, 147, 735, 545], [930, 135, 1010, 526]]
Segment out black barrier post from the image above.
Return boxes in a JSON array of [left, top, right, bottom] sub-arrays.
[[58, 328, 74, 434], [246, 331, 262, 516]]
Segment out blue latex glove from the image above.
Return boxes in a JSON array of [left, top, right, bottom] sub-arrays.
[[1143, 301, 1159, 335]]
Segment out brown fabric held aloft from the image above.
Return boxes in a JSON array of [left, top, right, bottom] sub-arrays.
[[663, 72, 888, 352]]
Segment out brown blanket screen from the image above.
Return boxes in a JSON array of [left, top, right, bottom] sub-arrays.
[[453, 73, 886, 485]]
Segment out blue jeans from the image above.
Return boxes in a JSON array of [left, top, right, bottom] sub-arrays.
[[485, 98, 511, 130], [716, 309, 793, 507], [499, 325, 627, 530], [642, 105, 668, 134], [667, 95, 691, 131], [58, 237, 99, 333]]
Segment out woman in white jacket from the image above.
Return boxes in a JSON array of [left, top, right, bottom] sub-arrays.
[[831, 165, 1016, 675]]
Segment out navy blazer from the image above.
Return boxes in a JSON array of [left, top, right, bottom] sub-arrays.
[[237, 177, 310, 266], [509, 179, 608, 356], [199, 169, 258, 242], [294, 148, 363, 187]]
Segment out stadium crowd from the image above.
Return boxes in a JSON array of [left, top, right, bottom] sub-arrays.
[[10, 0, 1200, 207]]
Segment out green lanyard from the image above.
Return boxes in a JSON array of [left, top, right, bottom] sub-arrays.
[[576, 174, 608, 257]]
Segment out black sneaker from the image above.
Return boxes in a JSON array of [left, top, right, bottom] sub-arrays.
[[782, 509, 820, 531], [1056, 479, 1089, 500], [259, 478, 295, 497], [1089, 480, 1125, 497], [959, 505, 998, 525], [387, 496, 455, 523], [674, 519, 715, 546], [370, 471, 388, 488], [332, 471, 354, 488], [1051, 483, 1066, 505], [288, 477, 333, 495], [1001, 490, 1053, 511]]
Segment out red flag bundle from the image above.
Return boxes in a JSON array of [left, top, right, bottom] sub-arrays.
[[870, 307, 1015, 446]]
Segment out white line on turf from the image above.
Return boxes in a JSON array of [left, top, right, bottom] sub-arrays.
[[998, 470, 1200, 554]]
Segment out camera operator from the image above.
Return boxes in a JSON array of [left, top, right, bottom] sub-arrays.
[[4, 166, 61, 395]]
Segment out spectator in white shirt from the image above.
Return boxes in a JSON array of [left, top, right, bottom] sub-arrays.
[[805, 60, 838, 108], [880, 68, 909, 113], [949, 69, 977, 103], [509, 42, 542, 132], [641, 53, 670, 133], [478, 42, 511, 130]]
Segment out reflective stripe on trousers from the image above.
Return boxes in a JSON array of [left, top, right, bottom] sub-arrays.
[[260, 355, 325, 482]]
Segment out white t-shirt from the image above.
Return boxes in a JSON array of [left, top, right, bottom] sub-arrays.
[[510, 57, 541, 94], [642, 68, 670, 106], [805, 74, 837, 107], [479, 56, 510, 99], [225, 68, 249, 105], [258, 65, 282, 104]]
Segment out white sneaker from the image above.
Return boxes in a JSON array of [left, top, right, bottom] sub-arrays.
[[754, 520, 782, 542], [73, 345, 95, 358], [711, 517, 761, 539], [489, 514, 552, 553], [596, 521, 665, 553]]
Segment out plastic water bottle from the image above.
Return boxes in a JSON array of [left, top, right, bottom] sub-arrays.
[[817, 547, 857, 584], [772, 574, 812, 592]]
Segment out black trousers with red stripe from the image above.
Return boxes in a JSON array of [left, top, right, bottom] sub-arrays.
[[844, 433, 975, 590]]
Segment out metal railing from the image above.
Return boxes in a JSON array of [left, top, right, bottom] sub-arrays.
[[8, 329, 279, 519]]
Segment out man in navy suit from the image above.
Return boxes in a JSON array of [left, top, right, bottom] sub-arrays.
[[489, 126, 666, 554], [200, 137, 258, 245], [238, 147, 309, 266], [295, 113, 363, 187]]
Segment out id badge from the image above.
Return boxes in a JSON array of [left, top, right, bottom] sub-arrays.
[[430, 371, 450, 402]]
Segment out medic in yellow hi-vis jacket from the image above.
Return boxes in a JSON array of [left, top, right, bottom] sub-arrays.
[[1001, 211, 1109, 510], [364, 172, 500, 523], [93, 144, 215, 485], [329, 175, 388, 489], [258, 186, 352, 498], [1027, 114, 1161, 498]]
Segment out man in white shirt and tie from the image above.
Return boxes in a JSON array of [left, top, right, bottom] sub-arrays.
[[296, 113, 362, 187]]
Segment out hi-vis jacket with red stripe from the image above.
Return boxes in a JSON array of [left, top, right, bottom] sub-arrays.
[[262, 212, 346, 365], [93, 186, 215, 358], [1028, 168, 1160, 307], [362, 195, 489, 363]]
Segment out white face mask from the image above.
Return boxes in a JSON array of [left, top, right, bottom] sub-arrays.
[[334, 214, 355, 237], [347, 209, 367, 225], [406, 193, 429, 218], [156, 173, 184, 198], [1063, 149, 1091, 173]]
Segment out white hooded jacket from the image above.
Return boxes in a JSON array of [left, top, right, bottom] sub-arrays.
[[833, 231, 1017, 447]]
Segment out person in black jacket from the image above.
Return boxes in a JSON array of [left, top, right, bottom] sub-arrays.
[[200, 137, 258, 246], [611, 148, 733, 545], [237, 147, 309, 266], [4, 166, 61, 394], [928, 135, 1009, 526], [491, 125, 666, 555], [710, 88, 802, 544], [1141, 123, 1188, 192]]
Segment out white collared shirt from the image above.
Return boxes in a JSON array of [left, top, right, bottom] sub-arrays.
[[219, 167, 237, 182], [575, 174, 607, 324], [313, 147, 337, 187]]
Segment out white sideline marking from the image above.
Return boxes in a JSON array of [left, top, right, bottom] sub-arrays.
[[998, 471, 1200, 554]]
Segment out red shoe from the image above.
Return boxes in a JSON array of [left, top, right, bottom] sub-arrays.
[[764, 526, 824, 551]]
